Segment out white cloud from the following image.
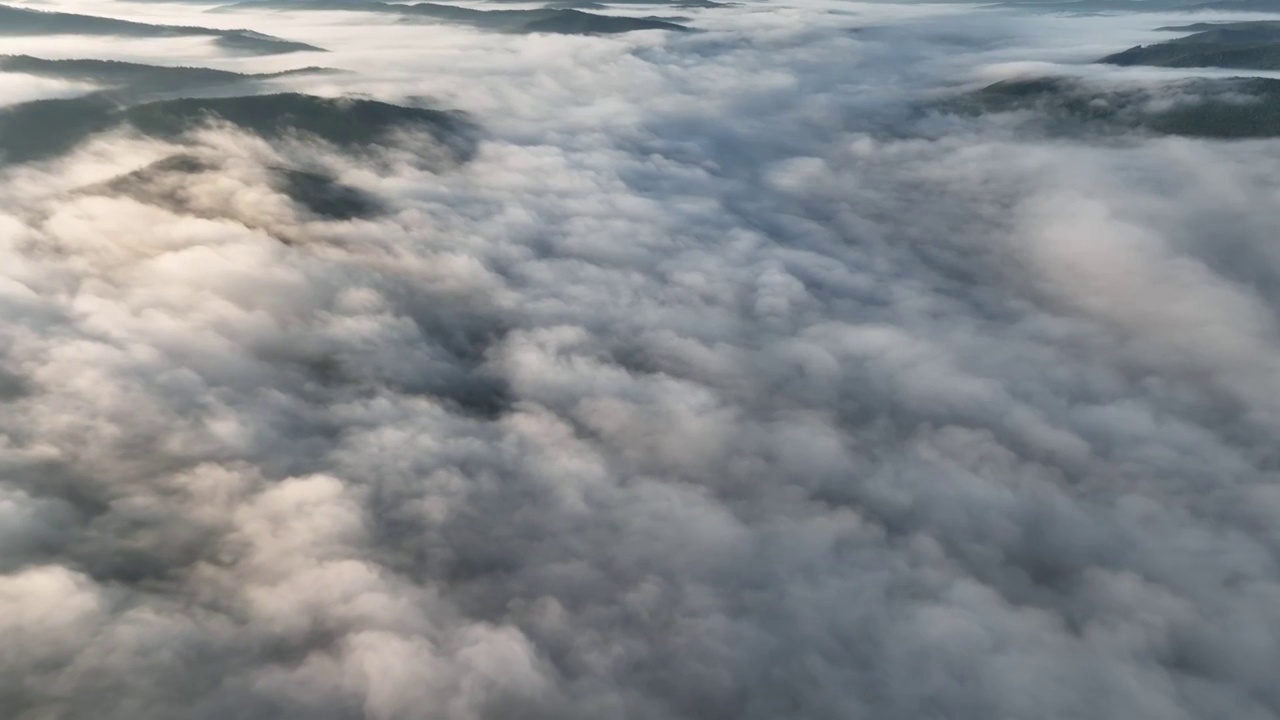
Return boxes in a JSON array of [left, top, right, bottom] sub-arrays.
[[0, 1, 1278, 718]]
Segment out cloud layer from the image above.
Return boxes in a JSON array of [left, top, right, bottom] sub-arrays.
[[1, 2, 1279, 719]]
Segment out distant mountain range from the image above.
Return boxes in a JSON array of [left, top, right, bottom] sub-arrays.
[[0, 3, 323, 54], [216, 0, 692, 34], [482, 0, 725, 7], [0, 93, 476, 165], [994, 0, 1280, 13], [1104, 21, 1280, 69], [949, 75, 1280, 139], [0, 56, 336, 101]]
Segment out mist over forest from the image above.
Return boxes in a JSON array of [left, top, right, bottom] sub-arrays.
[[1, 0, 1279, 718]]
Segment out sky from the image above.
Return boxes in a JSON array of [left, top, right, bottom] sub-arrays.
[[1, 1, 1279, 719]]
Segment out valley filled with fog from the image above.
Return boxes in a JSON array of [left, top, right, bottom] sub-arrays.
[[1, 0, 1279, 718]]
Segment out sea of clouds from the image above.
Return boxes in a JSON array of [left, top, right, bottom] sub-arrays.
[[1, 1, 1279, 718]]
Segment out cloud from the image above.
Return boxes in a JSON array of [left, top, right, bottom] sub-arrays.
[[0, 2, 1277, 719], [0, 70, 99, 107]]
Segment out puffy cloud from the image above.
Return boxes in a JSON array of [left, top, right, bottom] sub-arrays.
[[0, 1, 1278, 719]]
